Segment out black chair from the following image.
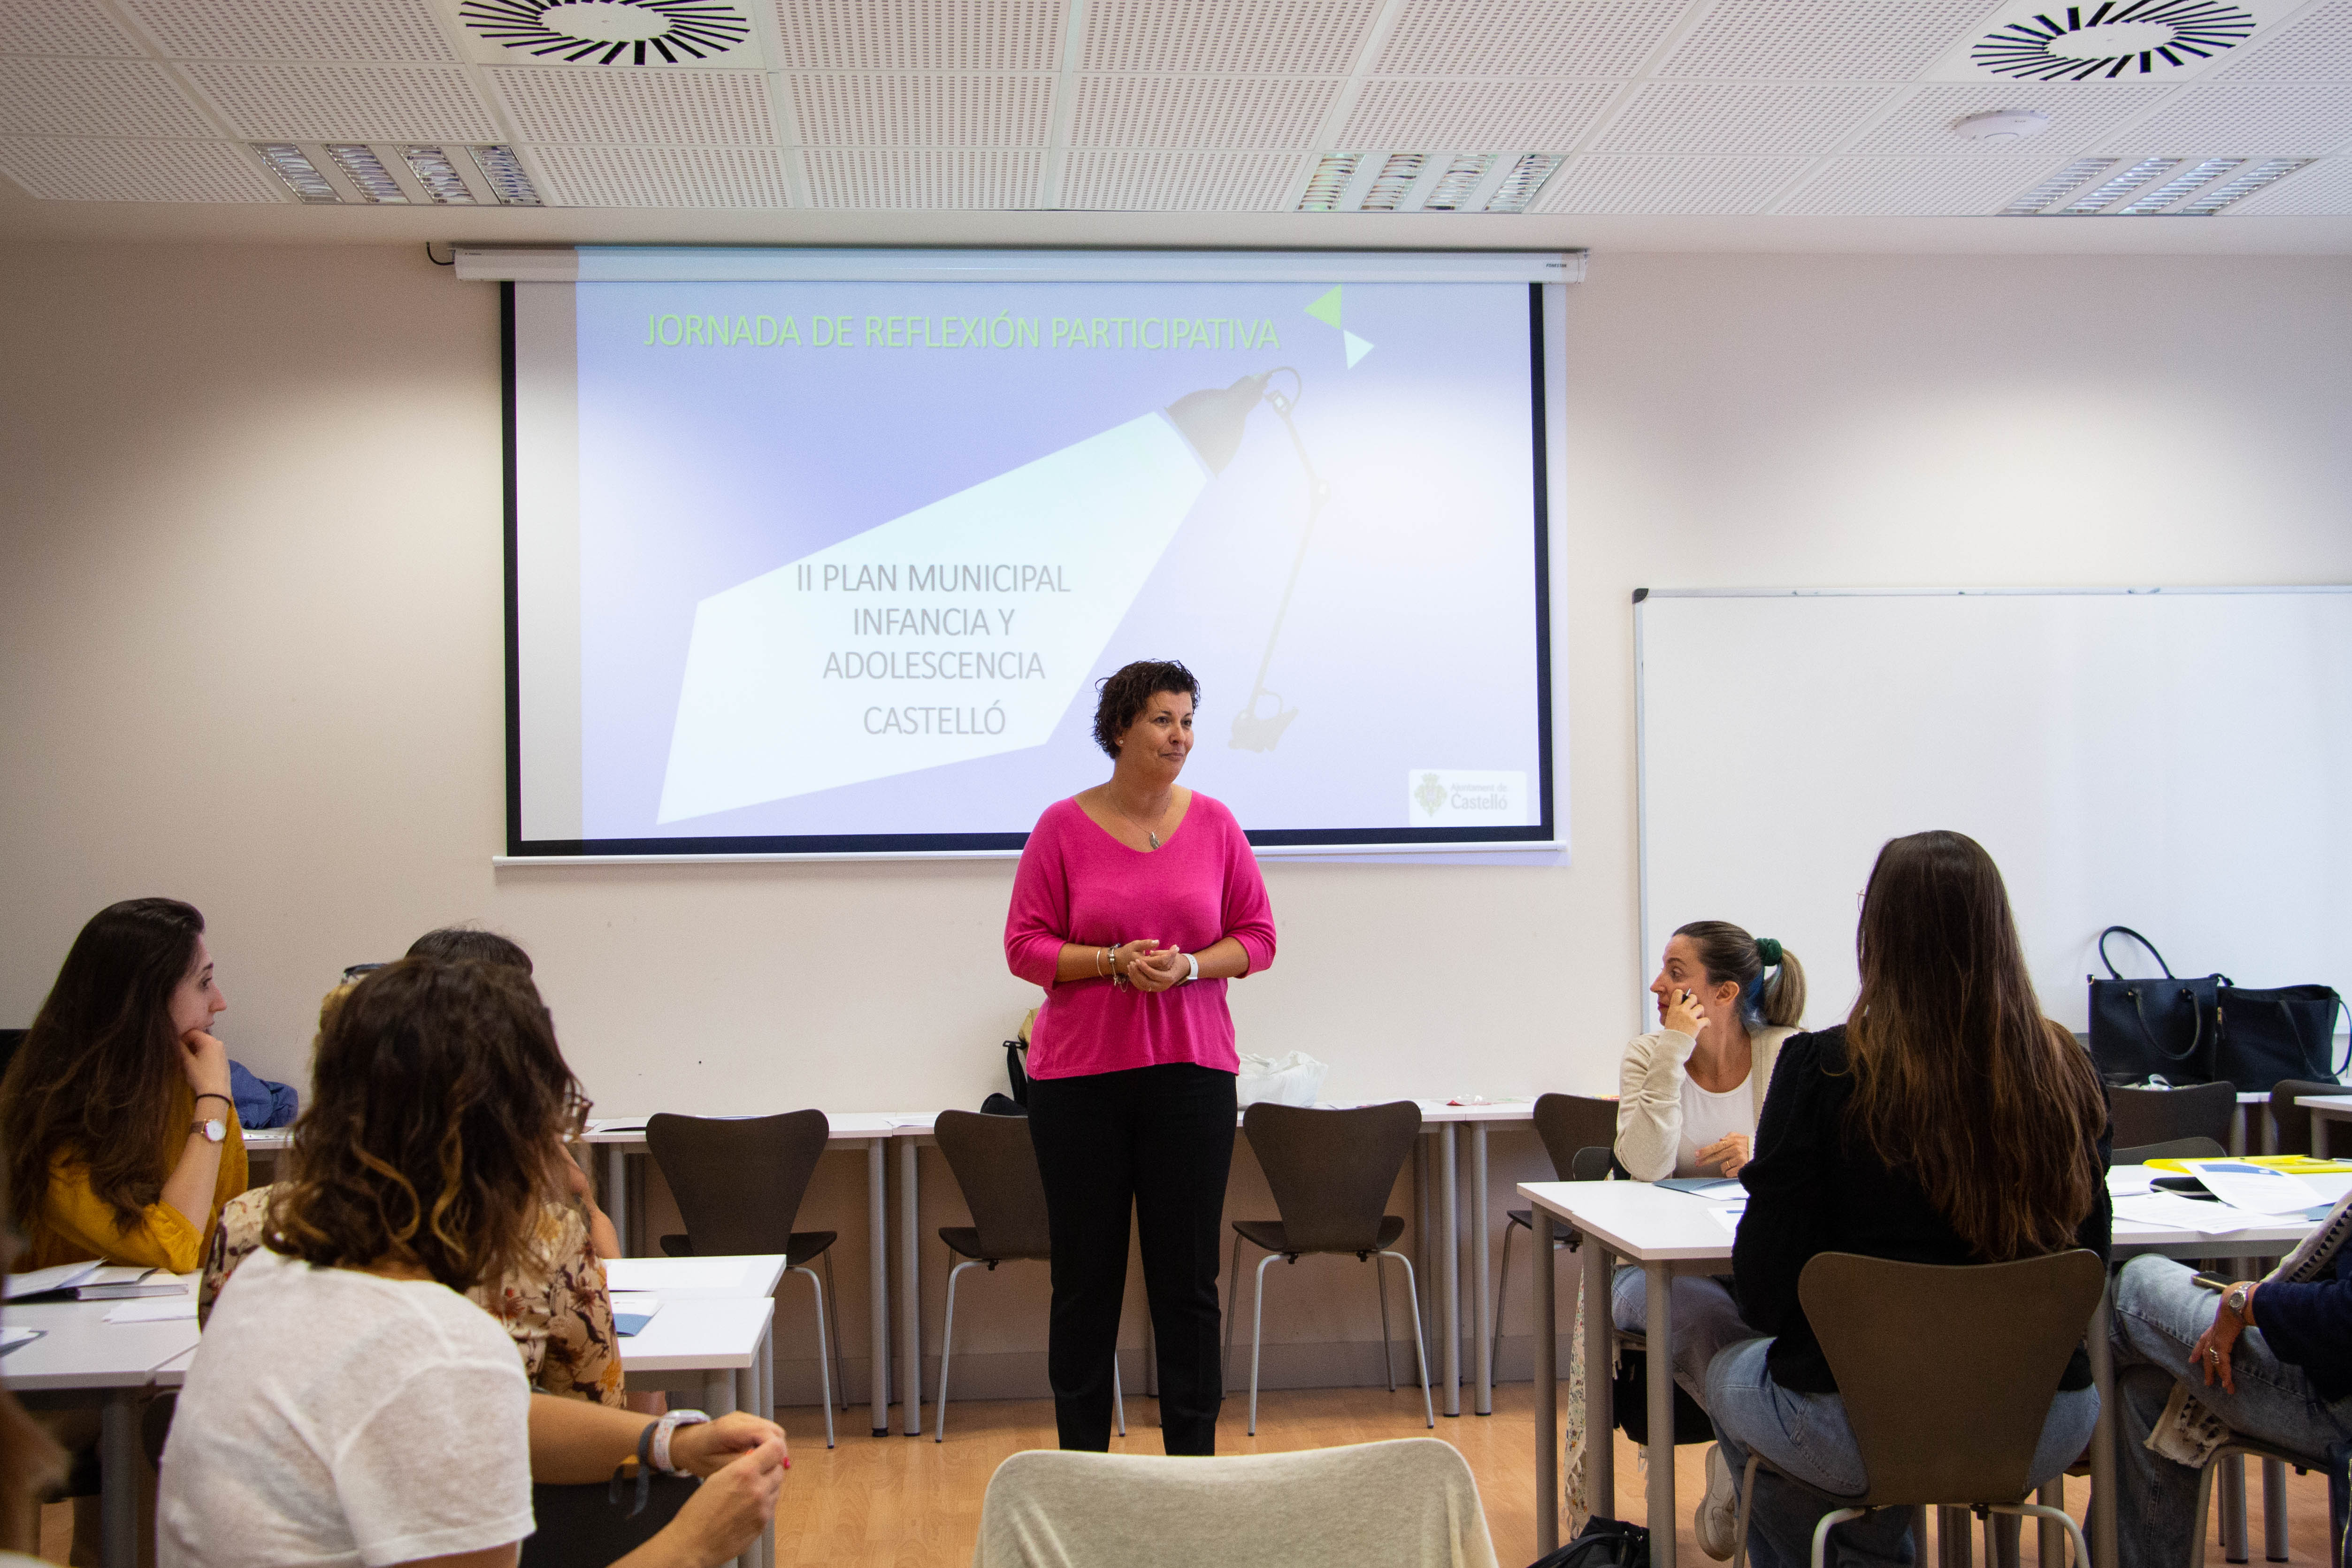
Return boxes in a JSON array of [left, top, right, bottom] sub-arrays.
[[1490, 1094, 1617, 1374], [645, 1110, 847, 1447], [2112, 1136, 2228, 1165], [1226, 1101, 1432, 1435], [2265, 1078, 2345, 1156], [2108, 1081, 2236, 1150]]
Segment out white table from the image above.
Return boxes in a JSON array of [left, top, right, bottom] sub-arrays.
[[1518, 1176, 2321, 1568], [2296, 1094, 2352, 1158], [4, 1277, 201, 1568], [619, 1294, 777, 1568]]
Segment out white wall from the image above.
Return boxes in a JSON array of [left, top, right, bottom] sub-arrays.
[[4, 243, 2348, 1402]]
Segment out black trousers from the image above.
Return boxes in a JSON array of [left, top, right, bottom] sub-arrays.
[[1025, 1061, 1237, 1454]]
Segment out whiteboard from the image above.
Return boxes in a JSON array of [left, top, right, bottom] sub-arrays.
[[1635, 589, 2352, 1049]]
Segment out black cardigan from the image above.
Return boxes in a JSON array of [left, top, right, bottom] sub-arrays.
[[1732, 1025, 2113, 1394]]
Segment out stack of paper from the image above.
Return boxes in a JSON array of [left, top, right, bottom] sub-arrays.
[[103, 1298, 196, 1324], [611, 1293, 661, 1337]]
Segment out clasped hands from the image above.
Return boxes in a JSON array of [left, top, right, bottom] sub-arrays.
[[1110, 938, 1188, 993]]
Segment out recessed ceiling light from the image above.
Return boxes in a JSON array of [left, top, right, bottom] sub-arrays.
[[401, 145, 478, 204], [468, 145, 544, 206], [1420, 154, 1494, 211], [252, 144, 340, 204], [1953, 110, 2050, 143], [1357, 154, 1425, 212], [1484, 155, 1562, 213], [2117, 158, 2243, 214], [326, 145, 407, 203], [2171, 158, 2315, 214], [2001, 158, 2115, 214], [2060, 157, 2180, 214], [1296, 154, 1359, 213]]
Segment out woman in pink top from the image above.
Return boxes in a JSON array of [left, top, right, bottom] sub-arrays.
[[1004, 659, 1277, 1454]]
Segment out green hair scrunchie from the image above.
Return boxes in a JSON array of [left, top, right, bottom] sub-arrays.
[[1755, 937, 1784, 968]]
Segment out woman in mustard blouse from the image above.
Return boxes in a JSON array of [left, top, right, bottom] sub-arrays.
[[1, 898, 247, 1275]]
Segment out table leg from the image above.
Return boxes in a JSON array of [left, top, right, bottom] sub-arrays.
[[1442, 1122, 1460, 1417], [2315, 1111, 2330, 1161], [1939, 1506, 1974, 1568], [898, 1137, 921, 1436], [2220, 1455, 2249, 1562], [1473, 1124, 1492, 1416], [100, 1391, 138, 1568], [2263, 1454, 2289, 1561], [2229, 1104, 2248, 1157], [1585, 1242, 1615, 1536], [605, 1144, 631, 1257], [2091, 1276, 2118, 1568], [868, 1136, 889, 1437], [1646, 1261, 1676, 1568], [1535, 1209, 1558, 1555], [1415, 1134, 1433, 1348]]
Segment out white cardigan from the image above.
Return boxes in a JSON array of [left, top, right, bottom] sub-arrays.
[[1613, 1023, 1796, 1183]]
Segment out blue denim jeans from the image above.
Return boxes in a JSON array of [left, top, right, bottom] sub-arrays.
[[2108, 1254, 2352, 1568], [1612, 1264, 1754, 1408], [1707, 1337, 2099, 1568]]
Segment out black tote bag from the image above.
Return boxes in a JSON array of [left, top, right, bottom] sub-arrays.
[[2086, 927, 2223, 1085], [2215, 985, 2350, 1093]]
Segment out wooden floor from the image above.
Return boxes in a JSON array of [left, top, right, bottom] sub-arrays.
[[38, 1385, 2336, 1566]]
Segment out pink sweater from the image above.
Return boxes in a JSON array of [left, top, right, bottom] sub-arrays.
[[1004, 793, 1278, 1080]]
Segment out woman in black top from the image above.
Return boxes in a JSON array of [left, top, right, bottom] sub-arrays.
[[1703, 831, 2111, 1568]]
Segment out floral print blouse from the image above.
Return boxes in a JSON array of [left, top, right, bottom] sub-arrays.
[[200, 1186, 628, 1408]]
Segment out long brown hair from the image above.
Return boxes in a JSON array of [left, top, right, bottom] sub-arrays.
[[1844, 831, 2106, 1261], [1674, 920, 1807, 1029], [267, 958, 585, 1292], [1, 898, 207, 1235]]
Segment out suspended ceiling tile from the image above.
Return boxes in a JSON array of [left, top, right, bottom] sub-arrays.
[[115, 0, 458, 61], [1595, 82, 1902, 154], [2098, 84, 2352, 152], [804, 147, 1043, 206], [1071, 76, 1338, 149], [1532, 153, 1814, 212], [2215, 0, 2352, 80], [1657, 0, 1997, 80], [180, 61, 500, 141], [1849, 82, 2176, 157], [0, 60, 221, 139], [530, 144, 791, 206], [788, 73, 1053, 146], [770, 0, 1065, 70], [488, 65, 774, 144], [1082, 0, 1379, 74], [1060, 149, 1301, 208], [2225, 152, 2352, 209], [0, 137, 280, 201], [1778, 153, 2071, 214], [1373, 0, 1684, 76], [1337, 78, 1620, 148], [0, 0, 146, 57]]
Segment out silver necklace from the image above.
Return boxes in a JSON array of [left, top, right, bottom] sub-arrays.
[[1111, 792, 1168, 849]]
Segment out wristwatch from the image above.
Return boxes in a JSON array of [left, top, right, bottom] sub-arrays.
[[2224, 1282, 2255, 1323], [1184, 952, 1200, 983], [189, 1117, 226, 1144]]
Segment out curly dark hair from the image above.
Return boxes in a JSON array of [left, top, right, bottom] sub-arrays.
[[406, 926, 532, 975], [1091, 660, 1201, 758], [268, 957, 584, 1292]]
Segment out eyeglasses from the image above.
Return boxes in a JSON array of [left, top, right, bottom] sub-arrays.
[[340, 962, 387, 983]]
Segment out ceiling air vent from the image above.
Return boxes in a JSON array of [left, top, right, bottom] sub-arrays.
[[1295, 152, 1563, 213], [2005, 153, 2317, 214], [253, 144, 339, 203], [1973, 1, 2256, 81], [459, 0, 751, 64]]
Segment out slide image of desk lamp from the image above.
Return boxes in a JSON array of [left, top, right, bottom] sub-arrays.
[[1229, 367, 1328, 754], [655, 372, 1279, 824]]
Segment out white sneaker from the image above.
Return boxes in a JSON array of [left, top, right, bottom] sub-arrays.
[[1696, 1442, 1740, 1561]]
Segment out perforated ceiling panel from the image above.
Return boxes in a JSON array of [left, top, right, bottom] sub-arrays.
[[1083, 0, 1379, 74], [1657, 0, 2000, 80], [0, 137, 280, 201], [2225, 151, 2351, 208], [531, 144, 790, 205], [0, 0, 145, 58], [1532, 153, 1813, 211], [116, 0, 457, 61], [181, 61, 501, 140], [2215, 0, 2352, 80], [804, 147, 1043, 206], [489, 65, 774, 143], [2104, 84, 2352, 151], [0, 60, 222, 138], [1849, 82, 2175, 156], [1778, 152, 2072, 213], [769, 0, 1065, 70], [1062, 149, 1301, 208], [1072, 76, 1337, 148], [788, 72, 1053, 146], [1373, 0, 1685, 76], [1595, 82, 1901, 153], [1337, 78, 1619, 147]]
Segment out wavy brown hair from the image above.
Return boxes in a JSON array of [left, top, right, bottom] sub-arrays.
[[1843, 831, 2107, 1262], [2, 898, 206, 1236], [267, 958, 585, 1292]]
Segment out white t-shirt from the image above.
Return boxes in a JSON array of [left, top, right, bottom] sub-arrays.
[[1674, 1071, 1753, 1178], [159, 1246, 535, 1568]]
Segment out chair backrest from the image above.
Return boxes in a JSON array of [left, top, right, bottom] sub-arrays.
[[1243, 1101, 1421, 1256], [2265, 1079, 2344, 1158], [2107, 1081, 2236, 1149], [1799, 1250, 2105, 1508], [1569, 1145, 1618, 1182], [972, 1438, 1500, 1568], [2112, 1135, 2227, 1166], [1532, 1094, 1618, 1181], [934, 1109, 1052, 1261], [645, 1110, 829, 1256]]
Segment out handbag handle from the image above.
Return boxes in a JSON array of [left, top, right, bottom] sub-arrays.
[[2128, 984, 2207, 1064], [2099, 926, 2175, 981]]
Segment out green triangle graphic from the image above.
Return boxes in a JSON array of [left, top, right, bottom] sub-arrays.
[[1304, 285, 1343, 330]]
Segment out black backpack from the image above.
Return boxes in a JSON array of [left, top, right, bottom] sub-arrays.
[[1529, 1516, 1651, 1568]]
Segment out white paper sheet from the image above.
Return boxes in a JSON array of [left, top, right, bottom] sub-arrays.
[[104, 1298, 196, 1323], [2106, 1167, 2160, 1197], [0, 1326, 41, 1349], [3, 1261, 98, 1300], [1709, 1203, 1747, 1234], [2114, 1193, 2277, 1236], [2180, 1160, 2325, 1214], [604, 1257, 746, 1292]]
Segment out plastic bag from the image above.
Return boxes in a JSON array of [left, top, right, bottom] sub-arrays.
[[1235, 1050, 1327, 1108]]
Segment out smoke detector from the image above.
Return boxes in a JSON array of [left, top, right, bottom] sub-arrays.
[[1954, 110, 2053, 143]]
